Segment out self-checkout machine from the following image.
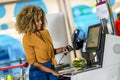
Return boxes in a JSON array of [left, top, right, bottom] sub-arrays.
[[58, 0, 120, 80]]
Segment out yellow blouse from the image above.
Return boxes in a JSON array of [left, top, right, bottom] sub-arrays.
[[22, 29, 57, 65]]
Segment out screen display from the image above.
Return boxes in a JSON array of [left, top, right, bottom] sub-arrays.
[[86, 23, 101, 52]]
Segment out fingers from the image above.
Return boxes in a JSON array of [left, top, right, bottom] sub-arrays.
[[57, 72, 66, 77], [52, 71, 64, 76], [63, 45, 73, 53], [63, 48, 69, 53], [52, 71, 68, 77]]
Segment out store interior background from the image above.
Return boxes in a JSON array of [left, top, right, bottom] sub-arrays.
[[0, 0, 120, 74], [1, 0, 120, 30]]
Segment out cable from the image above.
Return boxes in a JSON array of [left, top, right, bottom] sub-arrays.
[[58, 54, 65, 64], [58, 45, 73, 64]]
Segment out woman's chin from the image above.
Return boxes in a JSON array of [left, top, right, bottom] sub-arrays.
[[37, 28, 42, 30]]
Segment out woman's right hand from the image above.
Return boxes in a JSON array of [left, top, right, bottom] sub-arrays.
[[52, 71, 67, 76]]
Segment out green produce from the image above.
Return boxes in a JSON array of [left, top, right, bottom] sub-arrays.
[[72, 57, 87, 71]]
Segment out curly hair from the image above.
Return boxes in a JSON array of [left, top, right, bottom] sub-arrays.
[[15, 5, 47, 34]]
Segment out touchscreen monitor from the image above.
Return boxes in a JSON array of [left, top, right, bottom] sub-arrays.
[[86, 23, 101, 52]]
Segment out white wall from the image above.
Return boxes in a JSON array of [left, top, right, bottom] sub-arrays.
[[46, 13, 71, 64]]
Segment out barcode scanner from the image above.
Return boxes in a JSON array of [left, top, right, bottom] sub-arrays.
[[58, 45, 73, 64], [64, 45, 73, 55]]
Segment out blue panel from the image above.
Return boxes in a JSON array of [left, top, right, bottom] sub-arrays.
[[73, 13, 98, 22], [102, 0, 115, 6], [0, 35, 25, 60], [14, 0, 47, 17], [72, 5, 100, 39], [110, 0, 115, 6], [0, 5, 6, 18], [0, 24, 8, 30], [0, 50, 9, 59], [72, 5, 93, 17], [0, 35, 26, 74]]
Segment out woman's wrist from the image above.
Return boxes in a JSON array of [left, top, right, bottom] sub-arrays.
[[60, 47, 64, 53], [55, 47, 67, 54], [54, 49, 57, 55]]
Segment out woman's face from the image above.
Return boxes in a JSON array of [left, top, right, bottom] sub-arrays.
[[35, 19, 42, 30]]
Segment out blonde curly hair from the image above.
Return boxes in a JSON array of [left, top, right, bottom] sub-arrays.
[[15, 5, 47, 34]]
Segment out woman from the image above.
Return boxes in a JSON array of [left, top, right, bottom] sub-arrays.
[[15, 5, 70, 80]]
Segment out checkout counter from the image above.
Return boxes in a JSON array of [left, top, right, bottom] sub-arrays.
[[57, 23, 120, 80]]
